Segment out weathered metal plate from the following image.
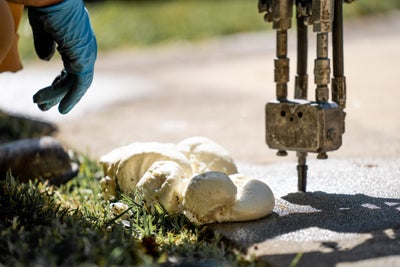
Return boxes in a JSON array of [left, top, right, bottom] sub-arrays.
[[265, 100, 345, 153]]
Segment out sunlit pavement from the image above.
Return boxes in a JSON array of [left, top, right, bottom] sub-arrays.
[[0, 64, 160, 122], [1, 12, 400, 267], [213, 158, 400, 266]]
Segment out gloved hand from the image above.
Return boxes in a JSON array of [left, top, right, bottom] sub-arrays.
[[28, 0, 97, 114]]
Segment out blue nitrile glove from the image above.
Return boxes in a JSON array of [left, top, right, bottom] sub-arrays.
[[28, 0, 97, 114]]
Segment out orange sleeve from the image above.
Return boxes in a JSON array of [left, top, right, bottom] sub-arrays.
[[8, 2, 23, 28], [0, 2, 24, 73]]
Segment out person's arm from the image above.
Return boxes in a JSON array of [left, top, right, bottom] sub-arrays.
[[6, 0, 62, 8]]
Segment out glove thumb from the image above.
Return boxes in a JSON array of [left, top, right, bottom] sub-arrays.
[[28, 7, 55, 61]]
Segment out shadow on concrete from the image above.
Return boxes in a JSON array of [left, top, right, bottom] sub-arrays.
[[212, 192, 400, 266], [277, 192, 400, 235], [263, 192, 400, 267], [262, 227, 400, 267]]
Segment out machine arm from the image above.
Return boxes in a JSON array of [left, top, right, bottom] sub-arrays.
[[259, 0, 352, 191]]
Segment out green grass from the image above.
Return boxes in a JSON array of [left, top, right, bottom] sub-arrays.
[[88, 0, 266, 50], [0, 155, 258, 266], [17, 0, 400, 61]]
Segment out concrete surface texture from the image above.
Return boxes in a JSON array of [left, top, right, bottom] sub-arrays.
[[214, 158, 400, 266], [1, 11, 400, 267]]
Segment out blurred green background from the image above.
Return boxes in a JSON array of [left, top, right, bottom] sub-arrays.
[[18, 0, 400, 61]]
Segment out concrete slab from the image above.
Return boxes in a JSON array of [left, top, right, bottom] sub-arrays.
[[212, 158, 400, 266]]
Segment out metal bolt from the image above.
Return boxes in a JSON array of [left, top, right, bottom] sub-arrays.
[[277, 150, 288, 156], [317, 152, 328, 159]]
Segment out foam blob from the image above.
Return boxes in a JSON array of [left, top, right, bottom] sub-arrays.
[[227, 174, 275, 222], [182, 171, 237, 225], [176, 136, 238, 175], [137, 161, 188, 214], [100, 142, 192, 195], [99, 137, 275, 225]]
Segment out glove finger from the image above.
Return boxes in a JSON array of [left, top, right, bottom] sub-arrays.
[[28, 7, 56, 61], [33, 33, 56, 61], [33, 71, 73, 105], [33, 84, 67, 106], [38, 99, 61, 111], [58, 76, 91, 114]]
